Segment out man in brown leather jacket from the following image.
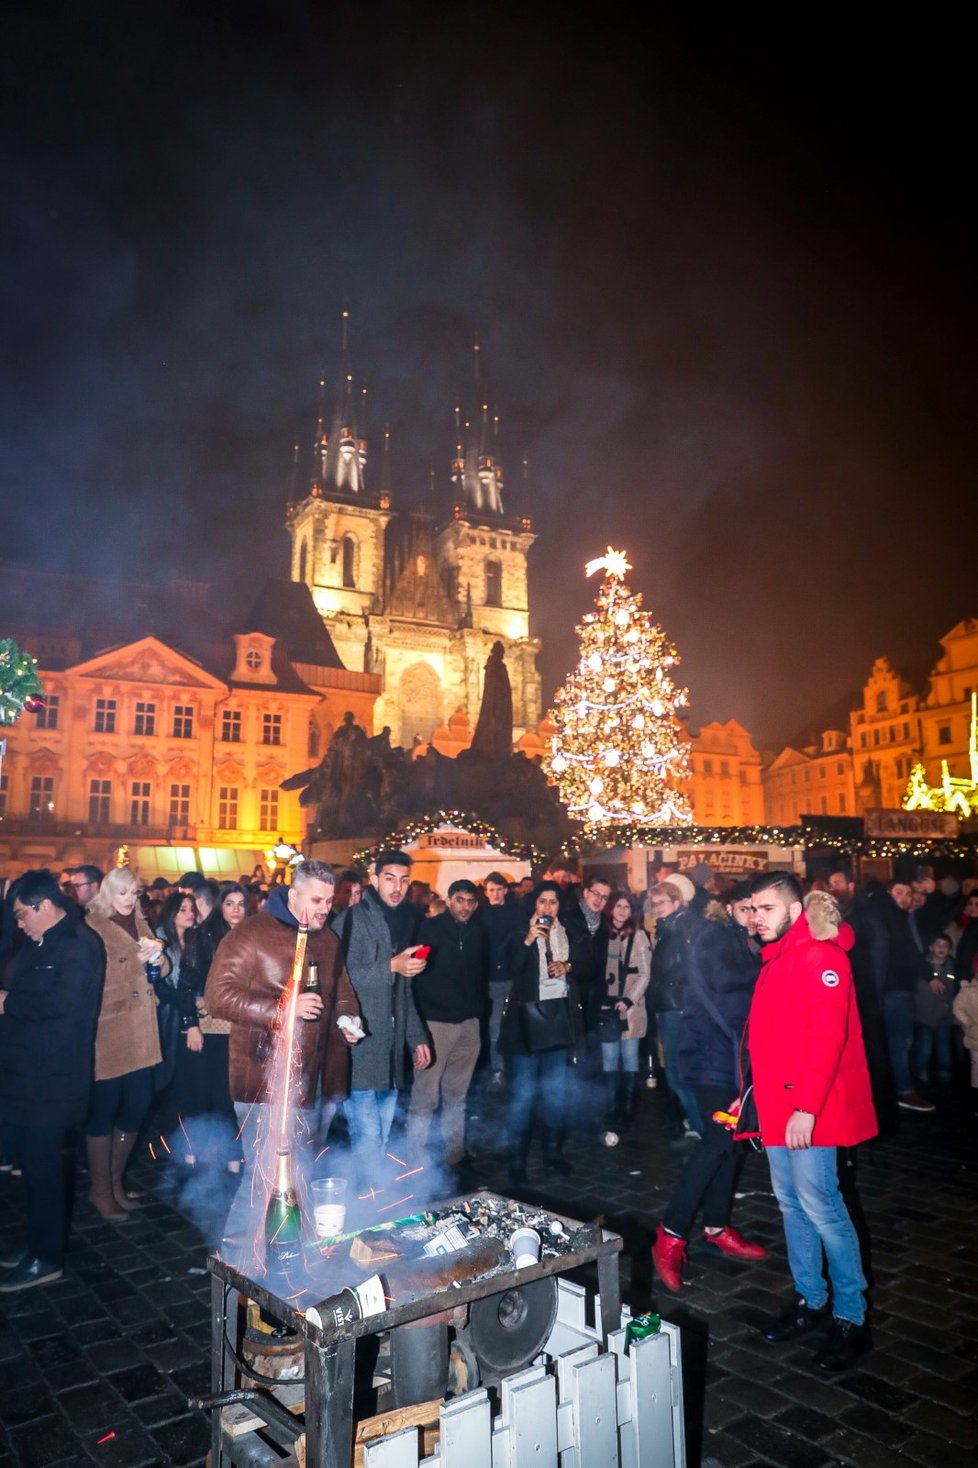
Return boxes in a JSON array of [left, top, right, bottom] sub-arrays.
[[204, 860, 361, 1161]]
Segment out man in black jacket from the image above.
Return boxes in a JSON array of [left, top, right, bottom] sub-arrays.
[[862, 880, 934, 1113], [405, 879, 488, 1171], [0, 870, 103, 1291]]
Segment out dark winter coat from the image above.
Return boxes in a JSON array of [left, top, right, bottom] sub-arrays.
[[498, 920, 585, 1058], [860, 892, 929, 996], [563, 901, 610, 1014], [0, 906, 103, 1127], [329, 888, 428, 1091], [204, 885, 360, 1106], [480, 899, 525, 984], [677, 912, 759, 1090], [649, 907, 697, 1012], [747, 893, 877, 1148], [413, 910, 488, 1025]]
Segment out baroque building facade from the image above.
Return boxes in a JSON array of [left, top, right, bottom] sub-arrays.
[[285, 364, 542, 749]]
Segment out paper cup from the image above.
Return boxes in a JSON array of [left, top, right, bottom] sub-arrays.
[[311, 1177, 348, 1238], [510, 1226, 541, 1268]]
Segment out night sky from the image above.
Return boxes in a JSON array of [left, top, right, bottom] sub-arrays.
[[2, 4, 974, 747]]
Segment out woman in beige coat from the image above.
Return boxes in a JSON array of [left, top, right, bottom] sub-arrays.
[[595, 891, 650, 1144], [84, 867, 163, 1220]]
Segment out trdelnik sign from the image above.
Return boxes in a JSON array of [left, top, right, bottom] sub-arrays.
[[402, 825, 531, 891]]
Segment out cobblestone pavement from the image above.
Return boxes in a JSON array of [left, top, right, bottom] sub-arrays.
[[0, 1079, 975, 1468]]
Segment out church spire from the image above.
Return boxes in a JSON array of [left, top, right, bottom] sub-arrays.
[[307, 308, 368, 497], [450, 334, 505, 517]]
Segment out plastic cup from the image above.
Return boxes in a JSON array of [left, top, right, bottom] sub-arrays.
[[510, 1226, 541, 1268], [311, 1177, 348, 1238]]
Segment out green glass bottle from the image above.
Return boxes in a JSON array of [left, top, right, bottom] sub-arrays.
[[265, 1148, 302, 1268]]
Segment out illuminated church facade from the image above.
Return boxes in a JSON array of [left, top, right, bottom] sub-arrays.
[[285, 356, 542, 750]]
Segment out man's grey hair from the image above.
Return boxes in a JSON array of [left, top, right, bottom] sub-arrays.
[[291, 859, 335, 888]]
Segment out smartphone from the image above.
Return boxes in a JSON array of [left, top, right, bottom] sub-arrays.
[[537, 915, 552, 930], [413, 945, 431, 961]]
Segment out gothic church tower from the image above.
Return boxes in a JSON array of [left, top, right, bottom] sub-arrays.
[[286, 328, 541, 748]]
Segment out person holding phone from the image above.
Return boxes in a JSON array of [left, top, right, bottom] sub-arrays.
[[498, 881, 582, 1188], [331, 849, 431, 1161]]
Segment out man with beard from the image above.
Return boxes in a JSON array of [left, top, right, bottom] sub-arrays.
[[748, 872, 877, 1372]]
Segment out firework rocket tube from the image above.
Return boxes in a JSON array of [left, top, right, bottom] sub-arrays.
[[278, 910, 309, 1148]]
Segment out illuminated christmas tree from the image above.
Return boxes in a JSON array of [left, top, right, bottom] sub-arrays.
[[546, 549, 692, 833]]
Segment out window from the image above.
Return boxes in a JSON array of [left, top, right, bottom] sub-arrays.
[[169, 784, 191, 824], [839, 793, 847, 813], [88, 779, 111, 824], [485, 559, 502, 607], [740, 767, 750, 784], [938, 723, 952, 746], [342, 535, 356, 589], [299, 539, 308, 584], [218, 786, 239, 830], [836, 761, 845, 776], [903, 722, 910, 740], [29, 775, 54, 819], [308, 719, 319, 759], [702, 758, 713, 775], [172, 705, 194, 739], [0, 772, 7, 819], [35, 695, 59, 730], [262, 712, 283, 746], [820, 796, 828, 813], [134, 701, 156, 736], [220, 709, 242, 742], [245, 649, 262, 671], [876, 691, 887, 712], [860, 732, 867, 748], [873, 729, 880, 746], [819, 765, 826, 778], [94, 698, 117, 733], [790, 770, 797, 785], [260, 788, 279, 829], [130, 782, 151, 825], [804, 767, 811, 781], [889, 726, 896, 743], [720, 760, 730, 777]]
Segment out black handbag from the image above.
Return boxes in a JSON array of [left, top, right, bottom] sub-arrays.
[[518, 997, 575, 1053]]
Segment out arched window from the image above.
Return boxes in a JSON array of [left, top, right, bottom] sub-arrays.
[[308, 717, 319, 759], [298, 538, 308, 585], [342, 535, 356, 589], [485, 558, 502, 607]]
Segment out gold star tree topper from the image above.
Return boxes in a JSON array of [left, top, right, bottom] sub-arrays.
[[585, 547, 632, 581]]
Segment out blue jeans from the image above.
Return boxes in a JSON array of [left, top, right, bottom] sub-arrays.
[[656, 1011, 704, 1133], [600, 1037, 641, 1073], [912, 1024, 953, 1084], [507, 1049, 568, 1141], [344, 1089, 398, 1157], [766, 1145, 867, 1325], [883, 990, 915, 1094]]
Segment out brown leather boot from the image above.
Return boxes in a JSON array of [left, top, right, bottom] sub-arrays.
[[110, 1129, 142, 1210], [87, 1135, 128, 1222]]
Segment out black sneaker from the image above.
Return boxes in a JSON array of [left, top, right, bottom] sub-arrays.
[[0, 1257, 63, 1293], [897, 1091, 936, 1113], [760, 1296, 831, 1343], [0, 1246, 27, 1270], [812, 1317, 871, 1372]]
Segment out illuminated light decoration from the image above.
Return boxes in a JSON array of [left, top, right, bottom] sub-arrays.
[[0, 639, 43, 727], [545, 549, 692, 836], [353, 809, 547, 870], [902, 692, 978, 819]]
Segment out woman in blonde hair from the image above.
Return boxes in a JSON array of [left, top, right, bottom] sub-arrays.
[[84, 867, 163, 1220]]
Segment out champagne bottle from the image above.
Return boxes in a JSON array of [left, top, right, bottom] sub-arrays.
[[302, 961, 320, 1021], [265, 1148, 302, 1267]]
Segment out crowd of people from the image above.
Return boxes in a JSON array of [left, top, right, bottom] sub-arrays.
[[1, 852, 976, 1377]]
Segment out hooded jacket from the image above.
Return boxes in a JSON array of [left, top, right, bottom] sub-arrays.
[[204, 885, 360, 1106], [678, 906, 759, 1090], [747, 891, 877, 1148]]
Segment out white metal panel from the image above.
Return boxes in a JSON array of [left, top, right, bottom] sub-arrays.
[[438, 1389, 493, 1463], [506, 1372, 558, 1468], [564, 1351, 619, 1468], [363, 1423, 423, 1468]]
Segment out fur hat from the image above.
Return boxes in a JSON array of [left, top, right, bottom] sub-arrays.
[[664, 873, 696, 906]]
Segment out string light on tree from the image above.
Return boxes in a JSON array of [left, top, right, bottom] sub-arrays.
[[546, 548, 693, 834], [0, 639, 43, 726]]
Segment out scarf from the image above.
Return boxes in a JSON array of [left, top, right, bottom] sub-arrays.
[[537, 918, 570, 999]]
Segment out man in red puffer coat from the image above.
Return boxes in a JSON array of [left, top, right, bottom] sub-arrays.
[[747, 873, 877, 1373]]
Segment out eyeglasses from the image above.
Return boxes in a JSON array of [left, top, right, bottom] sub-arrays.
[[13, 903, 40, 917]]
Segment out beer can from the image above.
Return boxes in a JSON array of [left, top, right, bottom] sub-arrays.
[[624, 1311, 660, 1352]]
